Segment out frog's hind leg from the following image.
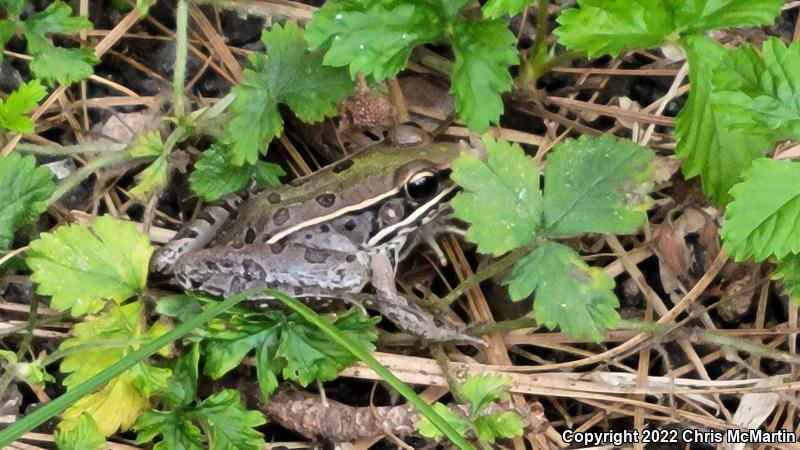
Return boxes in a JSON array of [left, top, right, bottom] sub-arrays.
[[150, 193, 248, 272]]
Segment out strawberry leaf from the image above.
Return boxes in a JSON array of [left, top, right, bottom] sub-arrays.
[[0, 152, 54, 249], [228, 22, 353, 165]]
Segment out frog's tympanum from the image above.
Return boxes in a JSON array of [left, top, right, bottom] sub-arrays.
[[152, 127, 483, 345]]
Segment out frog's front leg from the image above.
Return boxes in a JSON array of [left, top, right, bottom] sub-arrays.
[[172, 243, 371, 298], [368, 253, 485, 347]]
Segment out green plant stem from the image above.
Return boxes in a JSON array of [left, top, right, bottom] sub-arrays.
[[45, 151, 134, 207], [269, 289, 476, 450], [16, 296, 38, 361], [0, 290, 256, 448], [531, 0, 549, 59], [430, 344, 465, 404], [468, 315, 538, 336], [16, 142, 128, 155], [433, 247, 530, 310], [173, 0, 188, 117]]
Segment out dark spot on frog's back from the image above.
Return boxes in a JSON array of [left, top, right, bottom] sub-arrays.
[[242, 258, 266, 282], [304, 248, 329, 264], [270, 242, 285, 254], [344, 219, 356, 231], [332, 159, 354, 173], [345, 254, 356, 263], [204, 261, 220, 272], [273, 208, 290, 225], [245, 228, 256, 244], [320, 224, 330, 233], [267, 192, 281, 204], [316, 193, 336, 208]]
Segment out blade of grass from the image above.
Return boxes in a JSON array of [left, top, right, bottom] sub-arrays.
[[267, 288, 477, 450], [0, 289, 257, 447]]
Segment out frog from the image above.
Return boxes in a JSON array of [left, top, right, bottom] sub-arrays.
[[151, 126, 483, 345]]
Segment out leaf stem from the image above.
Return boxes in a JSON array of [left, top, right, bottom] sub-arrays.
[[432, 247, 530, 310], [268, 289, 476, 450], [15, 142, 128, 155], [45, 151, 135, 207], [173, 0, 188, 117], [531, 0, 549, 59], [0, 289, 257, 448]]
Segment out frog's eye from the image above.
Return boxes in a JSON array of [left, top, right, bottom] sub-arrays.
[[404, 170, 439, 200]]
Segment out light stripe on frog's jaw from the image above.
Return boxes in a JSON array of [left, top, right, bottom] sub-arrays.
[[366, 182, 459, 248]]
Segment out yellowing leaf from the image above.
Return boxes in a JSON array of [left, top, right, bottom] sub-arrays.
[[63, 372, 149, 436], [27, 215, 152, 316]]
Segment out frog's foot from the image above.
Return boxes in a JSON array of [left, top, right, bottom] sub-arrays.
[[375, 298, 486, 347]]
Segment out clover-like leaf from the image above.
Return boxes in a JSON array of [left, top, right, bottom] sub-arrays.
[[543, 134, 653, 237], [508, 241, 619, 341], [451, 137, 542, 255]]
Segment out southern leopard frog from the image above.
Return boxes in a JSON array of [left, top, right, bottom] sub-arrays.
[[152, 127, 481, 344]]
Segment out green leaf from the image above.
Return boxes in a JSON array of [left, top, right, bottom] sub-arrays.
[[3, 0, 27, 16], [190, 145, 285, 202], [134, 409, 205, 450], [674, 35, 775, 204], [461, 374, 510, 417], [129, 132, 168, 199], [722, 158, 800, 261], [673, 0, 783, 34], [775, 254, 800, 304], [21, 2, 97, 85], [0, 20, 15, 60], [417, 402, 470, 441], [508, 241, 619, 341], [474, 411, 524, 443], [24, 1, 93, 35], [229, 22, 354, 165], [203, 309, 377, 396], [555, 0, 674, 58], [194, 390, 266, 450], [55, 414, 106, 450], [555, 0, 781, 58], [26, 42, 98, 86], [711, 39, 800, 142], [26, 215, 152, 316], [451, 136, 542, 255], [543, 134, 653, 237], [162, 344, 199, 408], [0, 79, 47, 132], [0, 153, 54, 249], [483, 0, 532, 19], [450, 19, 518, 132], [306, 0, 445, 80]]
